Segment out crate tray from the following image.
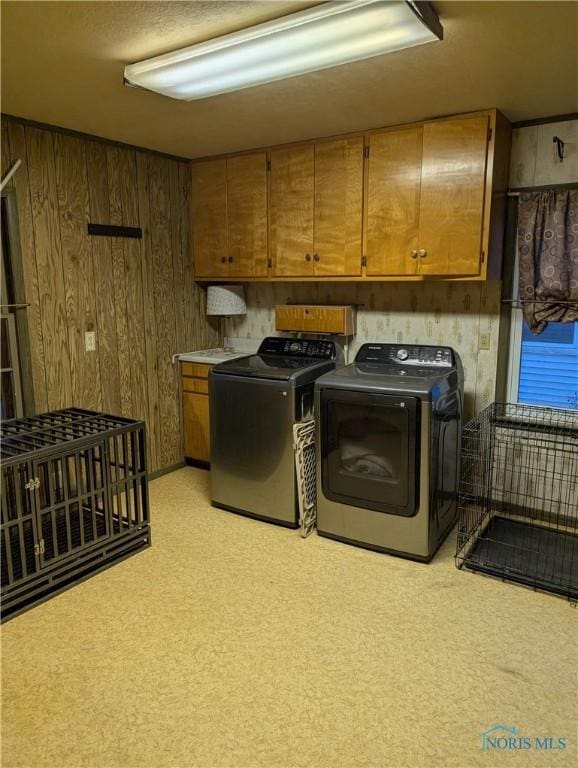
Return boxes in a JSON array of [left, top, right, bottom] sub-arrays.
[[462, 516, 578, 600]]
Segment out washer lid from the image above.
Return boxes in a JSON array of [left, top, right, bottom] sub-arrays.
[[212, 354, 334, 382]]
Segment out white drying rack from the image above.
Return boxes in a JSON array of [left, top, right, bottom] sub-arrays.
[[293, 420, 317, 538]]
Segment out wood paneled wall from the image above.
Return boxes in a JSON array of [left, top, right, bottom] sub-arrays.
[[1, 118, 221, 473]]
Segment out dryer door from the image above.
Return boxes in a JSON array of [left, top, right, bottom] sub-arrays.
[[321, 388, 419, 517]]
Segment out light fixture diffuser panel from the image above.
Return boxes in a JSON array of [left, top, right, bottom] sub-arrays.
[[124, 1, 442, 101]]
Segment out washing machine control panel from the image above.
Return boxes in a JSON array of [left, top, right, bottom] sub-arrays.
[[258, 337, 337, 359], [356, 344, 454, 367]]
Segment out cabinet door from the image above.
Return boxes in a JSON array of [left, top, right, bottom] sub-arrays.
[[365, 127, 422, 276], [191, 159, 228, 277], [270, 145, 314, 277], [417, 115, 489, 276], [227, 153, 268, 277], [313, 137, 363, 276], [183, 392, 210, 462]]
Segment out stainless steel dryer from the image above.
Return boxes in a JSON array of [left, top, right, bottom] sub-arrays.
[[210, 337, 340, 527], [315, 343, 463, 561]]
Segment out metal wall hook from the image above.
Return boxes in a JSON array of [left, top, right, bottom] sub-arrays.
[[552, 136, 565, 162]]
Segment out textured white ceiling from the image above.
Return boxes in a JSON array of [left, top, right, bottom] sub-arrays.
[[2, 1, 577, 159]]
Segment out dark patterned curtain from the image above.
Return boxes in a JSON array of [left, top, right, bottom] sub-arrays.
[[517, 189, 578, 334]]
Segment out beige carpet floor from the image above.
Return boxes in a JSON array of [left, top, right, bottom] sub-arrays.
[[1, 467, 577, 768]]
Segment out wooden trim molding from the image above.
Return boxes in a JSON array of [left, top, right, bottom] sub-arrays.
[[1, 113, 191, 162], [511, 113, 578, 128]]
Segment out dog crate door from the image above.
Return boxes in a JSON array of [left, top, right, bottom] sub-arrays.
[[33, 440, 110, 566], [1, 461, 40, 587]]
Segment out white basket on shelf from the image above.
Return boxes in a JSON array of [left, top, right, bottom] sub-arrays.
[[293, 420, 317, 538]]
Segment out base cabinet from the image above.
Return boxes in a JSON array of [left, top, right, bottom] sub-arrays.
[[183, 393, 210, 463], [181, 363, 211, 463]]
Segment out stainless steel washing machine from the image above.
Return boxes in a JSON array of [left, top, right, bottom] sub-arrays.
[[315, 343, 463, 561], [210, 337, 340, 527]]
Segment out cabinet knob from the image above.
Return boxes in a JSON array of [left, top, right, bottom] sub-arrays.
[[221, 256, 226, 263], [228, 256, 233, 263], [305, 253, 312, 262], [410, 250, 418, 259], [313, 253, 320, 262], [418, 249, 427, 258]]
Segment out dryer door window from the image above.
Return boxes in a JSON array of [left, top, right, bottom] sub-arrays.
[[321, 389, 419, 517]]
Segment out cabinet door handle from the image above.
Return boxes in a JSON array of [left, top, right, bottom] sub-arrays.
[[313, 253, 320, 262], [228, 256, 233, 263], [221, 256, 226, 263], [305, 253, 311, 262], [418, 249, 427, 258], [410, 250, 418, 259]]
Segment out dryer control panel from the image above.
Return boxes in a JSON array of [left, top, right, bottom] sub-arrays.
[[356, 344, 455, 367]]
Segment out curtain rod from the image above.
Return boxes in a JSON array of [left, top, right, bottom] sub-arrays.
[[501, 299, 578, 306], [507, 182, 578, 197]]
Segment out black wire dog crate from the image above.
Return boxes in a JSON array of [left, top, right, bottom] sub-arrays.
[[1, 408, 150, 620], [455, 402, 578, 600]]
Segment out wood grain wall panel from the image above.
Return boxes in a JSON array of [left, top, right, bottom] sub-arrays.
[[85, 140, 121, 414], [55, 134, 102, 411], [25, 128, 72, 410], [136, 152, 160, 472], [106, 145, 133, 418], [148, 155, 181, 468], [4, 116, 222, 473], [4, 123, 48, 412], [118, 148, 148, 426], [169, 160, 187, 457], [1, 122, 12, 181], [178, 161, 195, 352], [170, 160, 186, 356]]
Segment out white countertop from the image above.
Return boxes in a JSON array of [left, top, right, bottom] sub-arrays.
[[176, 337, 259, 366]]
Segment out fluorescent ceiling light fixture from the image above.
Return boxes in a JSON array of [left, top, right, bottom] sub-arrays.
[[124, 1, 442, 101]]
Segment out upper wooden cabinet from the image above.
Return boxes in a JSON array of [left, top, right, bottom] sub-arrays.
[[191, 109, 511, 282], [227, 153, 268, 277], [314, 137, 363, 277], [270, 145, 315, 277], [191, 159, 228, 278], [365, 115, 492, 277], [365, 126, 422, 276], [192, 152, 268, 278], [417, 115, 490, 276], [270, 138, 364, 277]]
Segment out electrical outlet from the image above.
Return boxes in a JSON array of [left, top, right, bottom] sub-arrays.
[[85, 331, 96, 352], [479, 332, 491, 351]]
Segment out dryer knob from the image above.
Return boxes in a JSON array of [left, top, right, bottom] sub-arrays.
[[397, 349, 409, 361]]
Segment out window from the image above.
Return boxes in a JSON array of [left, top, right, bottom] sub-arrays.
[[507, 247, 578, 410]]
